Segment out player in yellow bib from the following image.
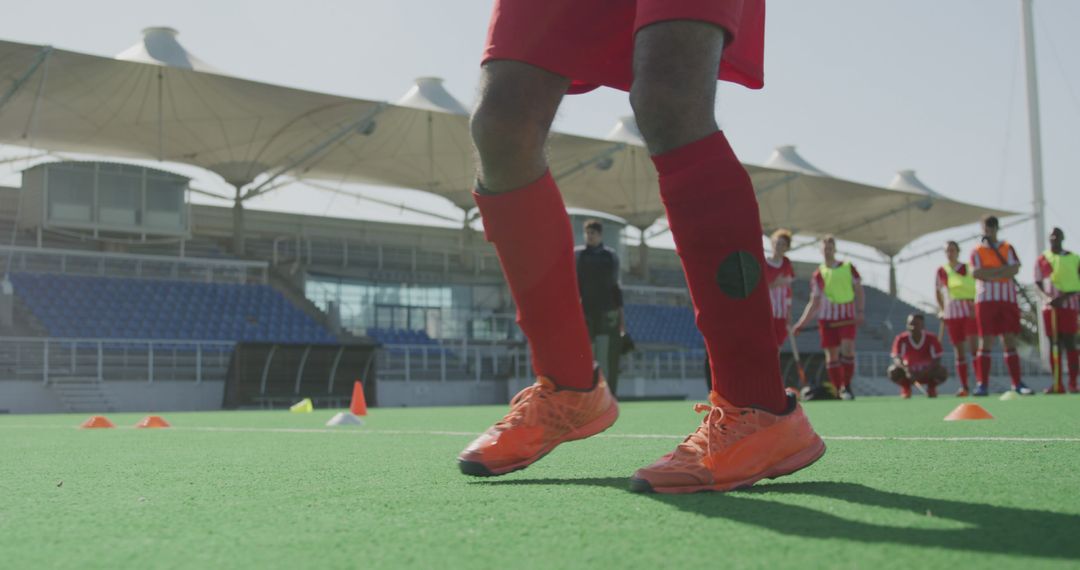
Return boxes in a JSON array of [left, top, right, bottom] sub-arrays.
[[1034, 228, 1080, 393]]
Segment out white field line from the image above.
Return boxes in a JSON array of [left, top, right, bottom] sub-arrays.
[[1, 423, 1079, 442]]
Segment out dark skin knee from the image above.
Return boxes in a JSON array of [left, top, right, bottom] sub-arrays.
[[631, 20, 726, 155], [471, 61, 569, 192]]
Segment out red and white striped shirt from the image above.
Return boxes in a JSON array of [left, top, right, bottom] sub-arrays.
[[970, 243, 1019, 304], [935, 264, 975, 319], [764, 256, 794, 319], [891, 331, 943, 371], [811, 263, 861, 321], [1035, 253, 1080, 311]]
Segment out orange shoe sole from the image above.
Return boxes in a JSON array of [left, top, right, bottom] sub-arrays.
[[459, 401, 619, 477], [629, 437, 827, 494]]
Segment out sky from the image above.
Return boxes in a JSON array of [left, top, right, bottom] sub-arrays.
[[1, 0, 1078, 312]]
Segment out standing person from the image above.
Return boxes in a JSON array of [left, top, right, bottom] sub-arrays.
[[888, 314, 948, 398], [458, 0, 827, 494], [765, 229, 795, 349], [935, 240, 978, 396], [1034, 227, 1080, 394], [575, 219, 625, 395], [970, 215, 1032, 395], [793, 236, 865, 400]]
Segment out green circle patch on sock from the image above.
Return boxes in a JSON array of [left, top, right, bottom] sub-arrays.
[[715, 250, 760, 299]]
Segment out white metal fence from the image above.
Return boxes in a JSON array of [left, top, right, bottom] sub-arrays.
[[0, 337, 235, 383], [0, 244, 268, 284]]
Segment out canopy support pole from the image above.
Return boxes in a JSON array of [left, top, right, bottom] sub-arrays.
[[232, 184, 245, 256], [637, 227, 650, 281], [888, 256, 897, 297]]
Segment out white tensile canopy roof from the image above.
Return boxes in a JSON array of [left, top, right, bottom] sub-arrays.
[[752, 147, 1015, 256], [0, 31, 1016, 258]]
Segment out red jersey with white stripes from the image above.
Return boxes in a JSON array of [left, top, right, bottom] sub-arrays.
[[891, 331, 943, 371], [764, 256, 794, 319], [935, 264, 976, 319], [1035, 252, 1080, 311], [811, 262, 861, 321], [970, 241, 1020, 305]]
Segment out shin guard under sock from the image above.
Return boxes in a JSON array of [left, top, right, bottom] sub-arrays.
[[976, 351, 991, 385], [955, 358, 970, 390], [840, 356, 855, 390], [1068, 349, 1079, 390], [473, 172, 594, 389], [1004, 350, 1021, 388], [654, 131, 786, 413]]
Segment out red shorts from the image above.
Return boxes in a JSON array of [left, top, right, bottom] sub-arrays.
[[1042, 307, 1079, 336], [818, 321, 856, 349], [944, 317, 977, 345], [484, 0, 766, 93], [773, 318, 789, 347], [975, 302, 1021, 337]]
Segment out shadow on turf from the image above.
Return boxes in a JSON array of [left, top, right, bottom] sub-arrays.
[[474, 479, 1080, 560]]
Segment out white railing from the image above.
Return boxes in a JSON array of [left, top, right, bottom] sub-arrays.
[[0, 244, 268, 284], [270, 235, 502, 277], [373, 344, 1048, 385], [0, 337, 235, 384]]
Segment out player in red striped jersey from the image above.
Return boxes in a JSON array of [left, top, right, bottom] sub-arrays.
[[793, 236, 865, 400], [935, 240, 978, 396], [764, 229, 795, 348], [1034, 227, 1080, 394], [970, 215, 1031, 395], [888, 314, 948, 398]]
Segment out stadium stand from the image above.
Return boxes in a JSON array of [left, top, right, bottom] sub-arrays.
[[9, 272, 336, 345]]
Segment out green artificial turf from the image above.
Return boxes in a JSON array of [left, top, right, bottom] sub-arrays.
[[2, 395, 1079, 569]]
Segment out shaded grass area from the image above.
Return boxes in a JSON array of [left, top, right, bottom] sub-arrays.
[[1, 395, 1079, 569]]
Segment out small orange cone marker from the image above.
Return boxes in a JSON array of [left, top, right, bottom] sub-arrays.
[[135, 416, 171, 428], [944, 403, 994, 421], [80, 416, 115, 428], [350, 380, 368, 417]]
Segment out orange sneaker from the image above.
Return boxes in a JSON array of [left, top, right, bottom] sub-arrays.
[[458, 370, 618, 477], [629, 391, 825, 494]]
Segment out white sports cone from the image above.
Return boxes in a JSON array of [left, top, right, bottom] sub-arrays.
[[999, 390, 1020, 401], [326, 412, 365, 427]]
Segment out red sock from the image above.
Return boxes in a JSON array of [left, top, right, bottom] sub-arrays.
[[1004, 350, 1021, 388], [955, 358, 970, 390], [840, 356, 855, 390], [975, 351, 991, 384], [473, 173, 593, 389], [826, 362, 844, 392], [653, 131, 786, 414], [1068, 349, 1079, 389]]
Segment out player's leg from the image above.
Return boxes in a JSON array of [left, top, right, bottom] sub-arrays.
[[628, 18, 824, 494], [824, 345, 843, 396], [458, 61, 617, 476], [1001, 332, 1029, 394], [838, 337, 857, 400], [974, 302, 994, 395], [948, 319, 971, 395], [1063, 331, 1079, 392]]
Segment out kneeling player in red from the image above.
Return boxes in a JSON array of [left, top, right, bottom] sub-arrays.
[[459, 0, 826, 493], [888, 314, 948, 398]]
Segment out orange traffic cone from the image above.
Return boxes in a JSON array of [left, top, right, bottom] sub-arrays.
[[944, 403, 994, 421], [135, 416, 171, 428], [350, 380, 367, 417], [80, 416, 115, 428]]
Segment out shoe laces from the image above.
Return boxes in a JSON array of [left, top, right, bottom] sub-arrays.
[[494, 381, 553, 429], [676, 401, 746, 459]]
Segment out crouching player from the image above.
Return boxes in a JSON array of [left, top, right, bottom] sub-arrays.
[[888, 313, 948, 398]]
